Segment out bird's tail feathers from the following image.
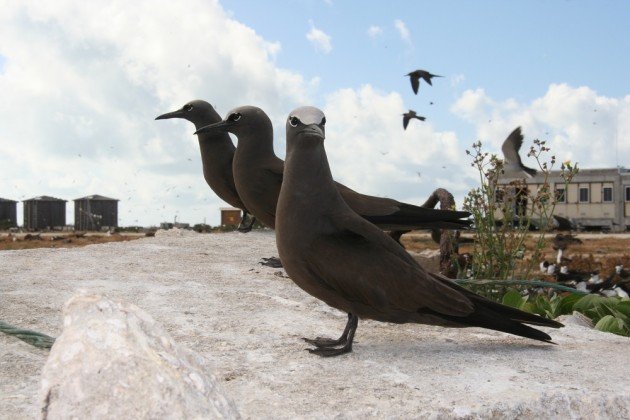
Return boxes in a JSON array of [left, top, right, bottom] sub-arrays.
[[430, 272, 563, 328], [422, 272, 563, 343]]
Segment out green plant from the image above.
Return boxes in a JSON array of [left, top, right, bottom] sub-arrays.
[[500, 290, 630, 337], [463, 139, 578, 280]]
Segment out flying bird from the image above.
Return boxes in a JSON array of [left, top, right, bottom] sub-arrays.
[[403, 110, 426, 130], [155, 100, 255, 231], [501, 127, 537, 178], [194, 106, 471, 236], [406, 69, 442, 94], [275, 106, 563, 357]]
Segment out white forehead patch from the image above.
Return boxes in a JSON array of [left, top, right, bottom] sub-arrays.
[[289, 106, 325, 125]]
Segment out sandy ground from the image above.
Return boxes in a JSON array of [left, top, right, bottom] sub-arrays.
[[1, 230, 629, 419]]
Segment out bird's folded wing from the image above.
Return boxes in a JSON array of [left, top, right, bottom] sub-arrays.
[[306, 213, 474, 317], [334, 182, 400, 215]]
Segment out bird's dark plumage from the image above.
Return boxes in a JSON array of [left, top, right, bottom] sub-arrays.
[[275, 106, 563, 357], [195, 106, 471, 233], [552, 233, 582, 251], [402, 110, 426, 130], [406, 69, 442, 94], [155, 100, 255, 231], [553, 215, 576, 231], [501, 127, 537, 178]]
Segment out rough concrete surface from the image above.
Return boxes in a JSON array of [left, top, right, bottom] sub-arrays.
[[1, 230, 629, 419]]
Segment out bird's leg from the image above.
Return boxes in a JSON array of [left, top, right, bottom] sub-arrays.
[[387, 230, 409, 248], [259, 256, 283, 268], [237, 211, 256, 233], [303, 313, 358, 357]]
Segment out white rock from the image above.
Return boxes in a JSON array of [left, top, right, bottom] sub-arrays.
[[556, 311, 594, 328], [410, 249, 441, 272], [39, 293, 240, 419]]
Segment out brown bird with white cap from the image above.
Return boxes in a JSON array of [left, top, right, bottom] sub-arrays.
[[275, 106, 563, 357]]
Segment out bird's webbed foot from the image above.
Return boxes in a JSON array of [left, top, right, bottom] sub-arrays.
[[302, 336, 347, 348], [307, 344, 353, 357], [259, 256, 283, 268], [303, 313, 358, 357]]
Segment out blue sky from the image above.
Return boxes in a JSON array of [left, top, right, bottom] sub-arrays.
[[221, 1, 629, 98], [0, 1, 629, 227]]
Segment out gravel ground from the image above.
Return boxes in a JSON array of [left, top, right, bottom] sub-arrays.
[[1, 229, 629, 419]]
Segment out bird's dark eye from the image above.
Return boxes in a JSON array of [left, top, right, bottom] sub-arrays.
[[321, 117, 326, 125], [289, 116, 300, 127], [229, 113, 242, 122], [183, 104, 193, 112]]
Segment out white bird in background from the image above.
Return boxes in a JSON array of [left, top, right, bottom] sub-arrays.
[[501, 127, 537, 178]]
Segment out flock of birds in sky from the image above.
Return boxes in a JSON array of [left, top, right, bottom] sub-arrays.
[[401, 69, 538, 180], [154, 87, 562, 357], [402, 69, 441, 130]]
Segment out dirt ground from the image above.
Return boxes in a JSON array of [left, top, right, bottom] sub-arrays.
[[2, 228, 628, 280], [401, 231, 630, 276], [0, 232, 145, 251]]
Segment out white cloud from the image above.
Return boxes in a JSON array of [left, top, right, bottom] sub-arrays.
[[367, 25, 383, 38], [306, 20, 332, 54], [451, 84, 630, 170], [451, 74, 465, 88], [319, 83, 630, 212], [323, 85, 474, 206], [394, 19, 411, 44], [0, 1, 309, 226]]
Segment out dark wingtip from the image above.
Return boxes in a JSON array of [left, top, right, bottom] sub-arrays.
[[524, 166, 538, 177]]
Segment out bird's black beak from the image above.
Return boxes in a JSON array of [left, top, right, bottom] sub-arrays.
[[155, 109, 184, 120], [298, 124, 325, 140], [194, 120, 232, 135]]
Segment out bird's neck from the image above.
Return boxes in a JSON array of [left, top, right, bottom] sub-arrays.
[[196, 132, 236, 161], [192, 112, 237, 163], [234, 125, 276, 161], [280, 140, 340, 212], [195, 132, 236, 188]]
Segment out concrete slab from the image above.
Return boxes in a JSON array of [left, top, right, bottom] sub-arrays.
[[1, 230, 628, 418]]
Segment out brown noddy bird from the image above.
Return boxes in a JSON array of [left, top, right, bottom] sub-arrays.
[[155, 100, 255, 231], [406, 69, 442, 94], [402, 110, 426, 130], [274, 106, 563, 357], [195, 106, 471, 235]]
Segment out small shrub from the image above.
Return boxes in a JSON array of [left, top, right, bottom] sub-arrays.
[[463, 139, 578, 280]]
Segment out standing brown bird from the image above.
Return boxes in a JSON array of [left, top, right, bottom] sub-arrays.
[[406, 69, 442, 94], [403, 110, 426, 130], [155, 100, 255, 231], [275, 106, 563, 357]]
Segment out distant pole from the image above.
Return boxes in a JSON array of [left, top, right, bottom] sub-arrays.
[[615, 110, 620, 168]]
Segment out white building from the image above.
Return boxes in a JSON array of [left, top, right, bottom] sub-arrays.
[[499, 167, 630, 232]]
